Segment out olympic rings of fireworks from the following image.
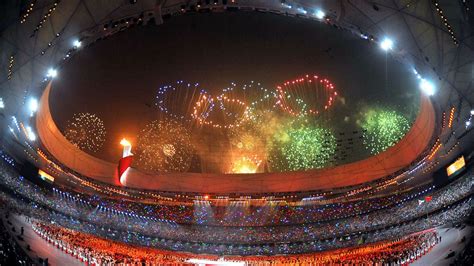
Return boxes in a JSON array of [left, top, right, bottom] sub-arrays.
[[213, 93, 248, 128], [191, 82, 251, 129], [242, 81, 278, 122], [158, 80, 276, 129], [191, 91, 215, 124], [135, 119, 194, 172], [156, 80, 204, 121], [63, 113, 106, 153], [276, 74, 338, 117], [151, 78, 344, 173]]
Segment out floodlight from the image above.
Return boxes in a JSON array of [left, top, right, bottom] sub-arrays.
[[28, 98, 38, 113], [419, 79, 435, 96], [46, 68, 58, 78], [73, 39, 82, 48], [26, 126, 36, 141], [315, 9, 325, 19], [380, 38, 394, 51]]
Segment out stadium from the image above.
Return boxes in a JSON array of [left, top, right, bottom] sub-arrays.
[[0, 0, 473, 265]]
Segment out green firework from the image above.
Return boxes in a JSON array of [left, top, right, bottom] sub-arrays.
[[269, 125, 336, 171], [361, 109, 410, 155]]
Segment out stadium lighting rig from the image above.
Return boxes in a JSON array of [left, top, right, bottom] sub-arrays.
[[419, 79, 435, 96], [46, 68, 58, 78], [380, 37, 394, 51], [315, 9, 325, 19], [28, 98, 38, 117], [73, 39, 82, 48], [26, 126, 36, 141]]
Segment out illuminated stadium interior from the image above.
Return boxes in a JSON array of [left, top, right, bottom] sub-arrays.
[[0, 0, 473, 265], [49, 13, 421, 174]]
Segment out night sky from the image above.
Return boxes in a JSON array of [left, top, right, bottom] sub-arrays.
[[50, 12, 420, 169]]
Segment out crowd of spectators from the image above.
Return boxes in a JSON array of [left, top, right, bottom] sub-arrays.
[[32, 221, 440, 265], [0, 158, 459, 230], [0, 158, 440, 228], [92, 188, 436, 226], [0, 158, 472, 255], [240, 230, 440, 265], [47, 175, 438, 227], [1, 160, 471, 239], [0, 174, 470, 255]]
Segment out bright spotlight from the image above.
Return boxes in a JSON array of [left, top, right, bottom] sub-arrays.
[[28, 98, 38, 113], [419, 79, 435, 96], [380, 38, 394, 51], [315, 9, 325, 19], [466, 121, 471, 126], [470, 110, 474, 115], [46, 68, 58, 78], [73, 39, 82, 48], [0, 98, 4, 109]]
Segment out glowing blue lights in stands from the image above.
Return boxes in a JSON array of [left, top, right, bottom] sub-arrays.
[[11, 116, 20, 132], [0, 150, 15, 166]]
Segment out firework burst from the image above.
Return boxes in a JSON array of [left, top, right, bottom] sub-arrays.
[[229, 155, 263, 174], [228, 127, 267, 173], [268, 123, 336, 171], [63, 113, 106, 153], [361, 109, 410, 155], [135, 119, 194, 172]]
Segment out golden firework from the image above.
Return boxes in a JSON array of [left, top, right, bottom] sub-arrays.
[[135, 119, 194, 172], [63, 113, 106, 153]]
